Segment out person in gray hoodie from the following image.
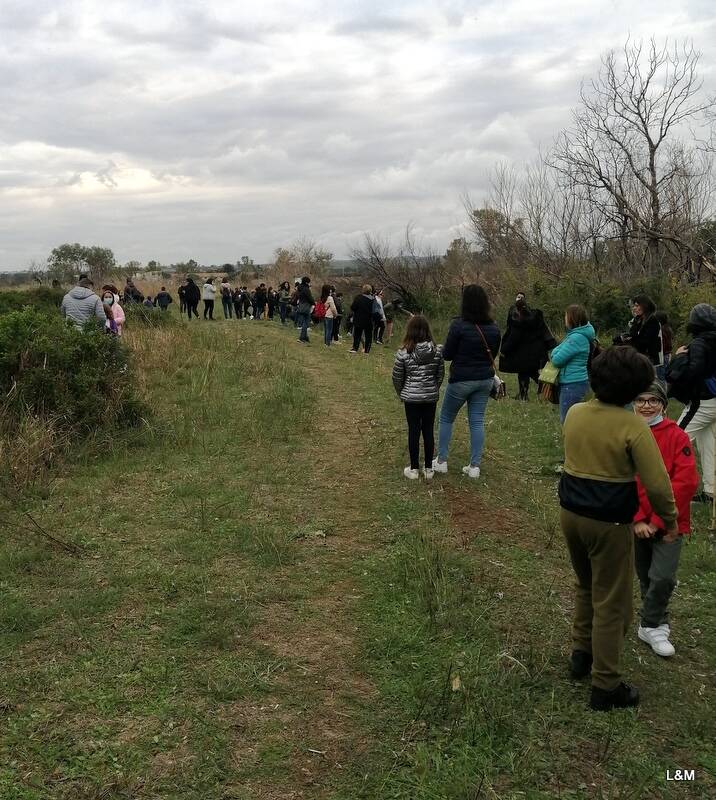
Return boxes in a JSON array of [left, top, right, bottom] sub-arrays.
[[392, 314, 445, 479], [60, 276, 105, 330]]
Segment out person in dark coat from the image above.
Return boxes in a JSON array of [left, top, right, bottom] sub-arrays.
[[349, 285, 375, 354], [615, 294, 663, 366], [499, 292, 555, 400], [184, 278, 200, 319]]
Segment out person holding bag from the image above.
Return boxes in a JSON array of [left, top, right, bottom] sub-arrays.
[[549, 304, 596, 423], [433, 285, 501, 479]]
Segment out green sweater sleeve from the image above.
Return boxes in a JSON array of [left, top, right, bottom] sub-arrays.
[[631, 427, 677, 528]]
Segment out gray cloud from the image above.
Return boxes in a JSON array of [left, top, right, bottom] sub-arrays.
[[0, 0, 714, 269]]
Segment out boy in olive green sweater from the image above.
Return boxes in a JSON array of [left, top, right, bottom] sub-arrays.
[[559, 346, 677, 711]]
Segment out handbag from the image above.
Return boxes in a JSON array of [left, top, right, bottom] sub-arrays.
[[475, 324, 507, 400]]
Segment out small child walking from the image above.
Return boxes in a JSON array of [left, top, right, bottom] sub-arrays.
[[392, 315, 445, 480], [632, 381, 699, 657]]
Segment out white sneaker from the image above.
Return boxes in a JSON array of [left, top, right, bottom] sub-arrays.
[[638, 625, 675, 657], [423, 468, 434, 480], [462, 465, 481, 479], [431, 460, 448, 473], [403, 467, 419, 480]]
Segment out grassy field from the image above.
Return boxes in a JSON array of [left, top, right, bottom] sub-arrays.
[[0, 314, 714, 799]]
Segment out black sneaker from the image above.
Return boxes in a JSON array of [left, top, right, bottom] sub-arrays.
[[569, 649, 593, 679], [590, 682, 640, 711]]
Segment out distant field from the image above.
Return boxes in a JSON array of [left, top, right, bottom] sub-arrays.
[[0, 314, 714, 799]]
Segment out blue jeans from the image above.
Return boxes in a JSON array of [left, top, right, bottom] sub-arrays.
[[559, 381, 590, 424], [296, 311, 310, 341], [324, 317, 333, 345], [437, 379, 493, 466]]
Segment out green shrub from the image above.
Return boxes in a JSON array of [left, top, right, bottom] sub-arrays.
[[123, 303, 176, 328], [0, 287, 65, 317], [0, 308, 144, 434]]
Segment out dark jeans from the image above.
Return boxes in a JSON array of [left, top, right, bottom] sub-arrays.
[[233, 300, 242, 318], [296, 311, 310, 341], [180, 299, 186, 314], [635, 535, 683, 627], [333, 316, 341, 340], [187, 302, 199, 319], [374, 319, 386, 343], [279, 302, 288, 324], [405, 402, 437, 470], [243, 303, 251, 318], [203, 299, 214, 319], [222, 297, 233, 319], [518, 370, 539, 399], [268, 304, 275, 319], [352, 322, 373, 353]]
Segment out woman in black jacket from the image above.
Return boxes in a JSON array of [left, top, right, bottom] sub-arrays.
[[349, 285, 375, 354], [433, 285, 501, 479], [499, 292, 555, 399], [617, 294, 663, 366]]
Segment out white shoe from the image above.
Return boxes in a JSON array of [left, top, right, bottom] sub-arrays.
[[423, 468, 434, 480], [431, 460, 448, 473], [638, 625, 675, 657], [462, 465, 481, 479], [403, 467, 419, 480]]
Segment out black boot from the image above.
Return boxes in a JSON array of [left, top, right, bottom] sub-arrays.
[[569, 649, 593, 679], [590, 682, 640, 711]]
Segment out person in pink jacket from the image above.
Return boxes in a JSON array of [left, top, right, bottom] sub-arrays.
[[101, 289, 125, 336]]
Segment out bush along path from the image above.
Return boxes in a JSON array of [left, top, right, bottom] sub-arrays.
[[0, 319, 713, 799]]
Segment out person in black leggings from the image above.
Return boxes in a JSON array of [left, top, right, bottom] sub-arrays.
[[392, 314, 445, 479]]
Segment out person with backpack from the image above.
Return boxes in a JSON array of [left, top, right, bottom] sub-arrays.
[[202, 278, 216, 320], [296, 276, 314, 344], [560, 348, 677, 711], [668, 303, 716, 503], [433, 284, 501, 479], [154, 286, 173, 311], [393, 315, 445, 480], [220, 277, 233, 319], [267, 287, 277, 320], [318, 284, 338, 346], [178, 280, 187, 316], [631, 381, 698, 658], [549, 304, 596, 423], [373, 289, 387, 344], [255, 283, 267, 320], [185, 278, 200, 319], [499, 292, 555, 400], [242, 286, 252, 319], [349, 285, 375, 354]]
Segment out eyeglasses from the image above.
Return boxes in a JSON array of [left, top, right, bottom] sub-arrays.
[[634, 397, 662, 407]]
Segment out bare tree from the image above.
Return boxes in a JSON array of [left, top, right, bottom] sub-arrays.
[[551, 38, 714, 275]]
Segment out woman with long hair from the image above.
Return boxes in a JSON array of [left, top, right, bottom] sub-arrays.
[[550, 304, 596, 423], [320, 284, 338, 346], [433, 285, 501, 478], [278, 281, 291, 324], [392, 315, 444, 479]]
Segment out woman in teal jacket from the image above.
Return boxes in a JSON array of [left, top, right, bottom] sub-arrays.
[[550, 305, 596, 423]]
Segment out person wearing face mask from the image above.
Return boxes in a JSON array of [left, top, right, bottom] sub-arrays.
[[101, 290, 122, 335], [632, 382, 698, 658], [499, 292, 555, 400]]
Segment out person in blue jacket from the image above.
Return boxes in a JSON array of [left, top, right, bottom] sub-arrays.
[[550, 304, 596, 423]]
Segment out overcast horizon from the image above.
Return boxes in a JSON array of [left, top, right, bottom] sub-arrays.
[[1, 0, 714, 271]]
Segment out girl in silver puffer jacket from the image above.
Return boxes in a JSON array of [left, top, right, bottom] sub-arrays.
[[392, 315, 445, 480]]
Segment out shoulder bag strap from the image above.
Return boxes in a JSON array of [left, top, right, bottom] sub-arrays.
[[475, 324, 497, 371]]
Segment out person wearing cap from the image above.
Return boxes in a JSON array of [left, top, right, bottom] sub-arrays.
[[60, 276, 106, 330], [559, 346, 677, 711], [632, 381, 698, 658]]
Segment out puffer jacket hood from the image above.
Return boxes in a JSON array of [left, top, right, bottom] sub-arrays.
[[689, 303, 716, 331], [412, 341, 439, 365], [568, 322, 596, 342], [392, 343, 445, 403], [69, 286, 97, 300]]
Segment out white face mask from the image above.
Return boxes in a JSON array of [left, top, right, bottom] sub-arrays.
[[647, 414, 664, 427]]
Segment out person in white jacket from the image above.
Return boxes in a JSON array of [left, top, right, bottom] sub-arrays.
[[60, 276, 105, 329], [202, 278, 216, 320], [373, 289, 387, 344]]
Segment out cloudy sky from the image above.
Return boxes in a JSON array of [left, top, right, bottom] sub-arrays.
[[0, 0, 714, 269]]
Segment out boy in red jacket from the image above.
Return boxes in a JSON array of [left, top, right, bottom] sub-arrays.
[[633, 382, 699, 657]]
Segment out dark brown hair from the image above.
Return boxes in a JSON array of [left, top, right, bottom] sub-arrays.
[[461, 284, 492, 324], [402, 314, 434, 353], [565, 304, 588, 330]]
